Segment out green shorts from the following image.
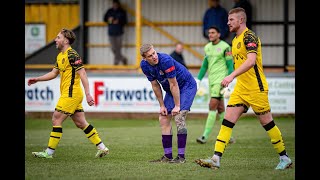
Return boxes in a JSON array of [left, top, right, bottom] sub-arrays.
[[209, 83, 223, 98]]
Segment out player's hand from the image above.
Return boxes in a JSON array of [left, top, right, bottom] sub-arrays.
[[159, 106, 168, 116], [220, 87, 231, 98], [221, 75, 234, 87], [195, 79, 201, 90], [86, 94, 95, 106], [171, 106, 180, 116], [113, 19, 119, 24], [28, 78, 38, 86]]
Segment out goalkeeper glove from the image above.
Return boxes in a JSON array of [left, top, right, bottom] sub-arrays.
[[220, 87, 231, 98]]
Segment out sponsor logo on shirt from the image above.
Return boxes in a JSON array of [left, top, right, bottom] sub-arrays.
[[247, 42, 257, 48], [75, 59, 82, 65]]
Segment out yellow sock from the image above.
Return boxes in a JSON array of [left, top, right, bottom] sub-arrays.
[[214, 120, 234, 154], [48, 126, 63, 150], [265, 122, 286, 154], [83, 124, 103, 146]]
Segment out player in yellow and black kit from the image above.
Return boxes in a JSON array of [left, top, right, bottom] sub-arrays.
[[28, 28, 109, 158], [195, 7, 293, 170]]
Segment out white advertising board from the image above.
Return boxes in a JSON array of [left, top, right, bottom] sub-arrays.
[[25, 24, 46, 54], [25, 76, 295, 114]]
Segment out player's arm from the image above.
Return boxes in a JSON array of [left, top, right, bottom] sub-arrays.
[[197, 56, 208, 81], [222, 33, 258, 87], [77, 68, 90, 96], [150, 80, 165, 107], [168, 77, 180, 109], [195, 56, 208, 89], [78, 68, 94, 106], [36, 68, 59, 81], [226, 60, 234, 75], [229, 33, 258, 79], [163, 55, 180, 115], [225, 53, 256, 85], [70, 51, 94, 106], [27, 68, 59, 86], [222, 54, 255, 87], [224, 47, 234, 75]]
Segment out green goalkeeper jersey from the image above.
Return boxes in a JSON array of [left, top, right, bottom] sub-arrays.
[[198, 40, 233, 85]]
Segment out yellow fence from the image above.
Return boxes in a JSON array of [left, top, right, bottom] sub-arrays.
[[25, 3, 80, 43]]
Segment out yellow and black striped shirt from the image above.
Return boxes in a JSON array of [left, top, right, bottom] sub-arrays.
[[54, 47, 84, 97], [231, 28, 268, 93]]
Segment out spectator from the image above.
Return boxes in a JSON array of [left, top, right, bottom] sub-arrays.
[[202, 0, 229, 41], [233, 0, 253, 29], [103, 0, 128, 65], [170, 42, 187, 68]]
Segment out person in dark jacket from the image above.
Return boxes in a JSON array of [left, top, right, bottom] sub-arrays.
[[202, 0, 229, 41], [170, 42, 187, 68], [103, 0, 128, 65]]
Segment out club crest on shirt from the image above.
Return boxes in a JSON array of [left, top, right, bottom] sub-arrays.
[[237, 42, 241, 49], [159, 70, 164, 75], [216, 48, 221, 52]]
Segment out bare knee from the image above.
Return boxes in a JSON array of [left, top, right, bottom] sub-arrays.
[[71, 112, 89, 129], [52, 111, 68, 126], [159, 115, 171, 128], [159, 115, 172, 134]]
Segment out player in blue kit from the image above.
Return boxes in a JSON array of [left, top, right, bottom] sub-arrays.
[[140, 44, 197, 163]]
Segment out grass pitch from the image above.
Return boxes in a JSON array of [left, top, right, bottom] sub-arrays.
[[25, 116, 295, 180]]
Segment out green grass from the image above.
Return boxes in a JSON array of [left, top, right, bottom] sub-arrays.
[[25, 116, 295, 180]]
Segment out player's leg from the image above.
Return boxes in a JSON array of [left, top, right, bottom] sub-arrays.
[[252, 92, 292, 170], [170, 110, 188, 163], [195, 91, 247, 168], [71, 103, 109, 158], [32, 97, 72, 158], [217, 100, 235, 144], [150, 94, 173, 162], [149, 113, 173, 162], [171, 83, 197, 163], [216, 100, 225, 122]]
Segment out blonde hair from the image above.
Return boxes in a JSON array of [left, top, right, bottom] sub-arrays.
[[60, 28, 76, 45], [229, 7, 247, 23], [140, 44, 153, 57]]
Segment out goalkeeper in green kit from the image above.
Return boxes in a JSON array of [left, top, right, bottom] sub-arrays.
[[195, 26, 235, 144]]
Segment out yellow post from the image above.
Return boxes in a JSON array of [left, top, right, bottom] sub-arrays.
[[135, 0, 142, 71]]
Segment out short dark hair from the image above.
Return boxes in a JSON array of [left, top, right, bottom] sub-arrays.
[[208, 26, 220, 33]]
